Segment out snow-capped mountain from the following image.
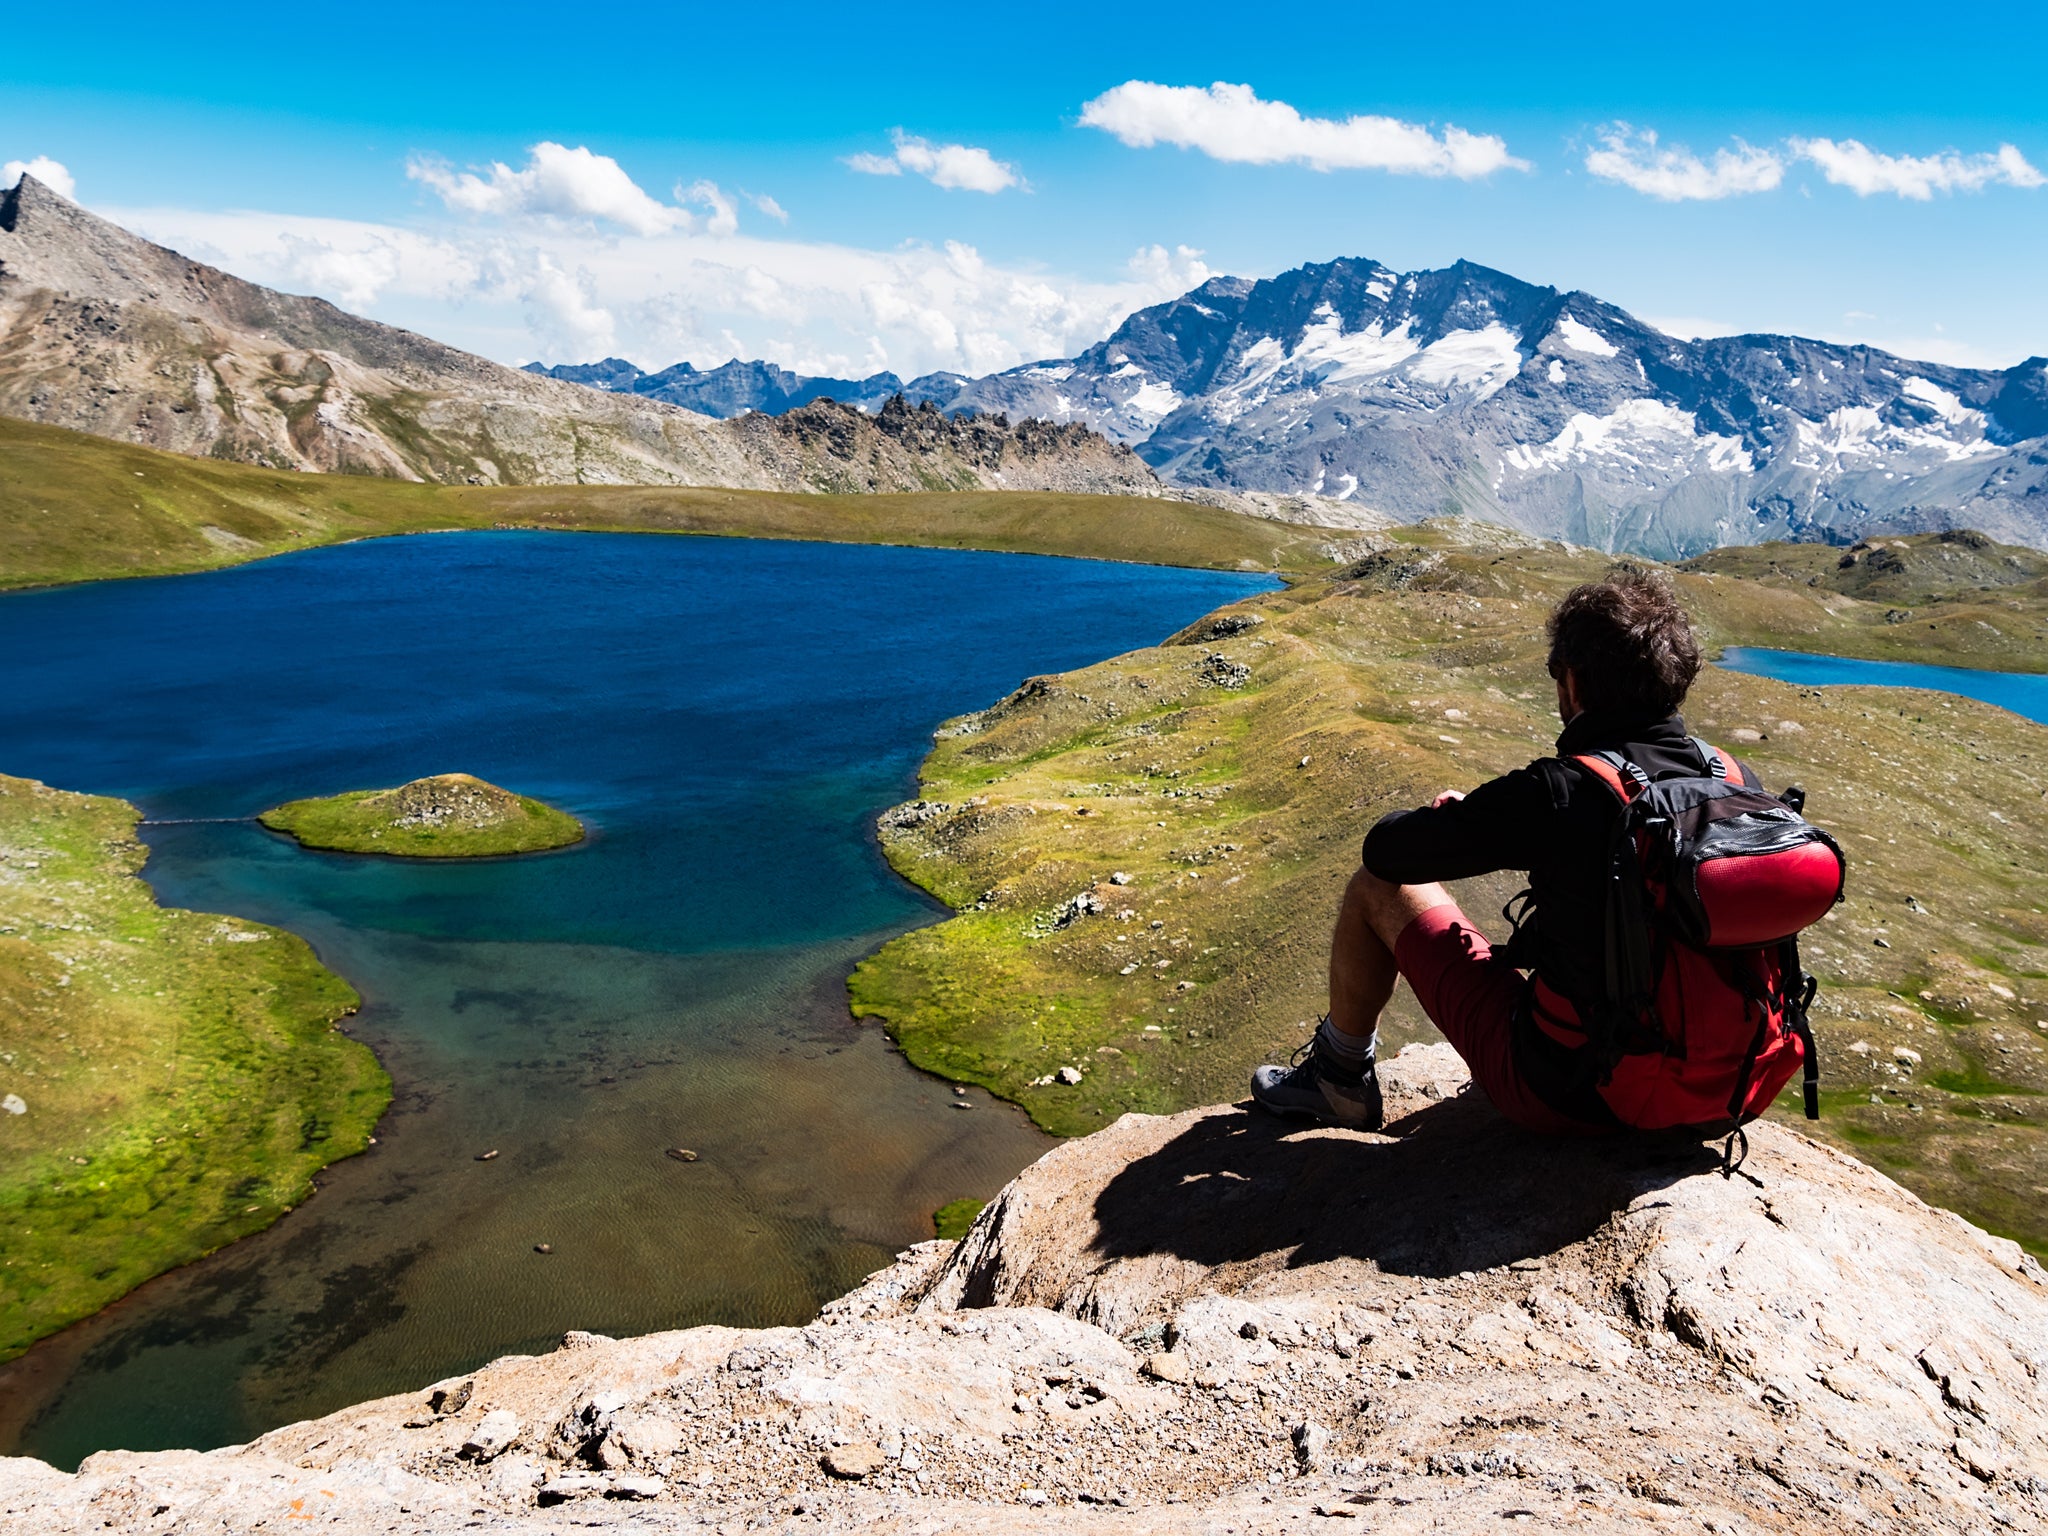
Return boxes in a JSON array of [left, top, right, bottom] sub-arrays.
[[536, 258, 2048, 556], [932, 259, 2048, 557]]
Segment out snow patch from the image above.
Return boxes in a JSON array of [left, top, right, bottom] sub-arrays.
[[1792, 402, 1996, 467], [1506, 398, 1754, 477], [1127, 381, 1182, 420], [1023, 364, 1075, 382], [1900, 376, 1971, 423], [1553, 314, 1619, 358], [1294, 311, 1420, 383], [1408, 324, 1521, 397], [1547, 359, 1567, 385]]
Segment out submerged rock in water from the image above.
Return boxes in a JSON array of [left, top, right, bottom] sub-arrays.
[[5, 1045, 2045, 1532]]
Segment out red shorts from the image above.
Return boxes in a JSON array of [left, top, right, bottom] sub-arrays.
[[1393, 903, 1609, 1136]]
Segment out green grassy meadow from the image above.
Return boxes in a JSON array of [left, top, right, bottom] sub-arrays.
[[0, 775, 389, 1360]]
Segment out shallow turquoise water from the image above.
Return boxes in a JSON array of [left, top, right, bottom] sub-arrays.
[[1718, 647, 2048, 725], [0, 531, 1275, 1465]]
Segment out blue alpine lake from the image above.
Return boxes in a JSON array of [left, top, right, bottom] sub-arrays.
[[0, 530, 1276, 1466], [1718, 647, 2048, 725]]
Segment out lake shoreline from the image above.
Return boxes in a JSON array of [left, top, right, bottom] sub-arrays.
[[1, 532, 1238, 1464]]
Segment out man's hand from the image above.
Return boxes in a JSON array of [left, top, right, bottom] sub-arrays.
[[1431, 789, 1466, 809]]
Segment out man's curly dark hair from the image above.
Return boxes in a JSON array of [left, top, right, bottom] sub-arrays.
[[1545, 566, 1702, 719]]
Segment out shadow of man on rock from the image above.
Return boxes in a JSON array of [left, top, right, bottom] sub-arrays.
[[1088, 1088, 1721, 1279]]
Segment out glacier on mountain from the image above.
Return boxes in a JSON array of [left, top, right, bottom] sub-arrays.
[[1505, 399, 1754, 479]]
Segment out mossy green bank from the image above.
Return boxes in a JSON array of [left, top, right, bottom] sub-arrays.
[[0, 775, 390, 1361], [932, 1198, 987, 1241]]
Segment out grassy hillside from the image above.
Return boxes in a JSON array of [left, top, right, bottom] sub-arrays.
[[0, 775, 389, 1360], [1682, 529, 2048, 672], [851, 526, 2048, 1255], [0, 415, 1341, 589]]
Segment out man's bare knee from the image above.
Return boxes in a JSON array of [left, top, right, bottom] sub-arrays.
[[1345, 866, 1454, 951]]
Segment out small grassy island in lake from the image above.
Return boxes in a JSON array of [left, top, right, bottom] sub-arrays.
[[260, 774, 583, 858]]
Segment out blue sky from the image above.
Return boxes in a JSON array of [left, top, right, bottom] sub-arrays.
[[5, 1, 2044, 377]]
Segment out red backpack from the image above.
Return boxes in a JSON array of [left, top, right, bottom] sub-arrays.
[[1528, 739, 1845, 1133]]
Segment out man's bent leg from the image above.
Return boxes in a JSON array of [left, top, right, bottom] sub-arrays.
[[1328, 867, 1455, 1041], [1250, 868, 1453, 1130]]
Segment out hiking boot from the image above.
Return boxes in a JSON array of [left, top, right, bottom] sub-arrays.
[[1250, 1031, 1383, 1131]]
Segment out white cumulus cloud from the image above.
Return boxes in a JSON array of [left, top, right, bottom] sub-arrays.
[[683, 180, 739, 237], [1078, 81, 1525, 178], [749, 192, 789, 224], [523, 254, 618, 358], [1587, 125, 2046, 204], [845, 131, 1021, 193], [1791, 138, 2045, 199], [1583, 126, 1783, 200], [104, 195, 1215, 377], [409, 142, 703, 236], [3, 155, 76, 199]]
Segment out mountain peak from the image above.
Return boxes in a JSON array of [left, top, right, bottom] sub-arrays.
[[0, 195, 1151, 497]]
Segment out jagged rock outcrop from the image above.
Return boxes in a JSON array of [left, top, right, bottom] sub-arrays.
[[6, 1045, 2042, 1533], [0, 176, 1157, 498], [727, 395, 1158, 495]]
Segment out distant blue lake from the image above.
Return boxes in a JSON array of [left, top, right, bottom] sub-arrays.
[[0, 531, 1275, 1465], [1719, 647, 2048, 725]]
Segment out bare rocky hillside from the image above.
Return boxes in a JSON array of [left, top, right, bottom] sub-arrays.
[[5, 1045, 2042, 1534], [731, 395, 1157, 495], [0, 176, 1155, 497]]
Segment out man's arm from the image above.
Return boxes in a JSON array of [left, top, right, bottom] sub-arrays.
[[1360, 763, 1555, 885]]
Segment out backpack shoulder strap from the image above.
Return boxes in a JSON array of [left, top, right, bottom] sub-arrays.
[[1690, 736, 1736, 781], [1571, 750, 1650, 803]]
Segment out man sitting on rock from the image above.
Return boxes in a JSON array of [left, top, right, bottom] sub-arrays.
[[1251, 567, 1777, 1134]]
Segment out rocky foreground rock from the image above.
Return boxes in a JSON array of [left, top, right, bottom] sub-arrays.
[[5, 1046, 2043, 1533]]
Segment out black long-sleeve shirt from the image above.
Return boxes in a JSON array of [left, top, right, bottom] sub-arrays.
[[1361, 708, 1761, 1007]]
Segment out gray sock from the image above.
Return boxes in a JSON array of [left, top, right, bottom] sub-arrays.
[[1316, 1016, 1375, 1072]]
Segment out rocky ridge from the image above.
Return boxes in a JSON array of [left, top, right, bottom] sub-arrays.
[[729, 395, 1156, 495], [5, 1045, 2043, 1534], [0, 177, 1154, 498], [522, 356, 960, 418]]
